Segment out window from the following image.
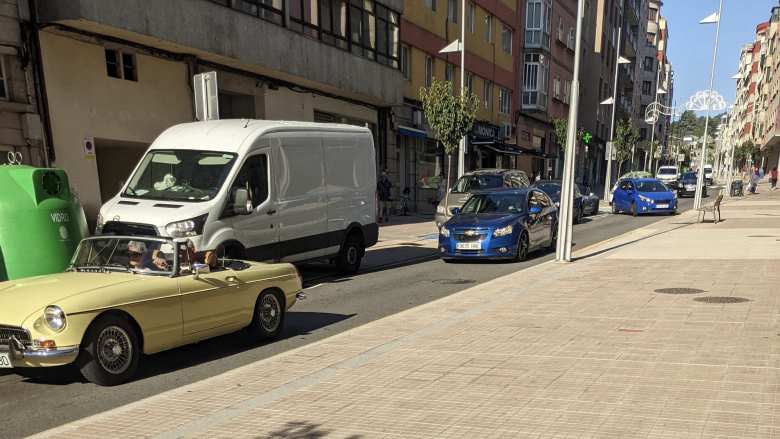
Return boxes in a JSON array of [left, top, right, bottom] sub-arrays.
[[468, 3, 476, 33], [228, 154, 269, 214], [525, 0, 551, 49], [642, 81, 652, 95], [501, 24, 513, 54], [557, 16, 565, 42], [448, 0, 458, 23], [485, 14, 493, 42], [563, 80, 571, 104], [373, 4, 401, 67], [567, 27, 575, 50], [648, 8, 658, 21], [643, 56, 654, 72], [499, 87, 510, 114], [522, 53, 548, 110], [0, 56, 7, 100], [400, 45, 411, 80], [105, 49, 137, 81], [237, 0, 284, 26], [445, 63, 454, 82], [425, 55, 434, 87], [646, 32, 655, 46], [425, 0, 436, 11], [483, 79, 493, 110], [465, 72, 474, 93]]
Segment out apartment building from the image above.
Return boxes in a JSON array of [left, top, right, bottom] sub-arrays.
[[33, 0, 404, 219], [395, 0, 519, 212], [757, 7, 780, 170], [0, 0, 46, 166]]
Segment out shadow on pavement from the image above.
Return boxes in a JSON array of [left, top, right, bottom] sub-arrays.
[[12, 311, 355, 386], [573, 221, 693, 261], [263, 421, 363, 439]]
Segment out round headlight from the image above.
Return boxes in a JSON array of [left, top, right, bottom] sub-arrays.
[[44, 306, 66, 332]]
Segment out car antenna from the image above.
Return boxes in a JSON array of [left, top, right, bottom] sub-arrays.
[[243, 119, 250, 128]]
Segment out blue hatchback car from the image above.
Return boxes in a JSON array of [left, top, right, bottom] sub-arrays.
[[611, 178, 678, 216], [439, 188, 558, 262]]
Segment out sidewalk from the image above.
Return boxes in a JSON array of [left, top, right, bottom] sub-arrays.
[[33, 189, 780, 439]]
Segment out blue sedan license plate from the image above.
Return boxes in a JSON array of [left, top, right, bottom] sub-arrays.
[[656, 204, 669, 209], [456, 242, 481, 250], [0, 352, 12, 368]]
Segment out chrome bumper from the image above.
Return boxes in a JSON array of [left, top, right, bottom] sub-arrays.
[[3, 336, 79, 365]]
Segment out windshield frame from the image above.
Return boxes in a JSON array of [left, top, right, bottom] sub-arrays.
[[122, 149, 238, 203], [460, 193, 527, 215], [69, 236, 179, 277]]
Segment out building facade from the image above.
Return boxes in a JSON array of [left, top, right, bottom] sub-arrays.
[[34, 0, 404, 220]]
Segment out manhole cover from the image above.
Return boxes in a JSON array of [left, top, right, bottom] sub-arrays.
[[654, 288, 705, 295], [432, 279, 476, 285], [694, 296, 750, 304]]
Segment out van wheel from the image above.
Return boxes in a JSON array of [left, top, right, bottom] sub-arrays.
[[77, 315, 140, 386], [336, 233, 364, 274], [247, 289, 285, 341]]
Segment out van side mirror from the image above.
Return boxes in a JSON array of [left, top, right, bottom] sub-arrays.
[[233, 188, 253, 215], [450, 207, 461, 215]]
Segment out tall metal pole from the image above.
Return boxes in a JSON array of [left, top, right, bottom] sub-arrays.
[[646, 65, 662, 172], [556, 0, 585, 262], [694, 0, 723, 211], [457, 0, 466, 178], [603, 26, 622, 201]]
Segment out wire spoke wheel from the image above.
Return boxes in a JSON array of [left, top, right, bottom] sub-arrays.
[[260, 293, 282, 333], [97, 325, 133, 375]]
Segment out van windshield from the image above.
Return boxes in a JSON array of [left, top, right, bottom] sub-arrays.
[[451, 175, 504, 193], [123, 150, 237, 202]]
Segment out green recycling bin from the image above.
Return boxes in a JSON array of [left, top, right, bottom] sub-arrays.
[[0, 165, 88, 281]]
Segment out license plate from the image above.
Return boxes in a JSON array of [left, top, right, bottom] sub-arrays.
[[0, 352, 12, 368], [456, 242, 482, 250], [656, 204, 669, 209]]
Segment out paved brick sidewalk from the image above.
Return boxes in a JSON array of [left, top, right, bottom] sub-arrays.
[[31, 190, 780, 439]]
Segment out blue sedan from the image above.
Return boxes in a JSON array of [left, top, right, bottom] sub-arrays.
[[611, 178, 678, 216], [439, 188, 558, 262]]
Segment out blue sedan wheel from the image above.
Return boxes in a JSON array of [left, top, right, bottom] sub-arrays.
[[515, 232, 529, 262]]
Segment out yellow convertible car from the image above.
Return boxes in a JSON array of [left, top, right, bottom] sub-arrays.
[[0, 236, 302, 386]]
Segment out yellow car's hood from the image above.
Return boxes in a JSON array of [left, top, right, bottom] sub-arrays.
[[0, 272, 142, 326]]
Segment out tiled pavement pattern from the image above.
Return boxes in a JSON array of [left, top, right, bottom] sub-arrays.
[[32, 188, 780, 439]]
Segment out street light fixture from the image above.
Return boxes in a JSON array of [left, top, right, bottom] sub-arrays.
[[694, 0, 724, 211], [600, 29, 632, 202], [439, 0, 467, 180]]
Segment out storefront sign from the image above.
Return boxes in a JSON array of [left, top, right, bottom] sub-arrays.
[[470, 122, 501, 142]]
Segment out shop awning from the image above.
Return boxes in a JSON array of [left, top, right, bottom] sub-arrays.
[[397, 125, 428, 139], [475, 142, 556, 158]]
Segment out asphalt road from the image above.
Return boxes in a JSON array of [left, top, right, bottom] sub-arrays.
[[0, 193, 711, 438]]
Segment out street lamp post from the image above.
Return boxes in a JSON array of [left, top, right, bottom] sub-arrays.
[[556, 0, 585, 262], [600, 27, 632, 201], [694, 1, 724, 211], [439, 0, 468, 179], [646, 70, 666, 173]]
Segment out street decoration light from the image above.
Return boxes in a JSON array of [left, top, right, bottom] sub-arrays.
[[439, 1, 467, 179], [556, 0, 585, 263], [693, 0, 724, 211], [600, 26, 632, 201]]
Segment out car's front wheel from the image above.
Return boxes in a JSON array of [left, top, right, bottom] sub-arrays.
[[247, 289, 286, 341], [335, 233, 364, 274], [548, 223, 558, 251], [611, 202, 619, 214], [515, 232, 530, 262], [78, 314, 140, 386]]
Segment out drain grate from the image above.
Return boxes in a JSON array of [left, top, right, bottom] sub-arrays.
[[694, 296, 750, 304], [654, 288, 705, 295], [432, 279, 476, 285]]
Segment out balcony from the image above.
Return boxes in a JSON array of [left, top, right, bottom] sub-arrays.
[[37, 0, 404, 106]]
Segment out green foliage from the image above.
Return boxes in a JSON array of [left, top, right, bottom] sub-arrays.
[[613, 119, 639, 174], [420, 79, 480, 156], [670, 110, 724, 142], [552, 118, 585, 152]]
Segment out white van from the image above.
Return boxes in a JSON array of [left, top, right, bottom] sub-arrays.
[[96, 120, 378, 273]]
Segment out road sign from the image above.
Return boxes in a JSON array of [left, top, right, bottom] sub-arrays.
[[194, 71, 219, 121]]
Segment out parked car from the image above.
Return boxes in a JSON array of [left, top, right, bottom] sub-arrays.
[[611, 178, 678, 216], [677, 172, 708, 198], [608, 171, 653, 204], [704, 165, 713, 186], [577, 184, 600, 216], [434, 169, 530, 228], [0, 235, 303, 386], [439, 188, 557, 261], [656, 165, 679, 188], [97, 120, 377, 274], [532, 180, 584, 224]]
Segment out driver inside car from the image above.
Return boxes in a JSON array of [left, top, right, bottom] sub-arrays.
[[128, 241, 169, 271]]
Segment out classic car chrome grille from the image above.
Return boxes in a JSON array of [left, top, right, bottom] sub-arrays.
[[0, 325, 32, 348]]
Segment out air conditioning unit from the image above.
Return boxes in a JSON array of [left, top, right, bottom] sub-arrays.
[[412, 109, 422, 127]]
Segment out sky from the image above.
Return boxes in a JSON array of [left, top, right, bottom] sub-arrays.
[[663, 0, 777, 117]]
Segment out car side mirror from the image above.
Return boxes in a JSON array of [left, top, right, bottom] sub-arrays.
[[529, 206, 542, 215], [233, 188, 253, 215], [450, 207, 461, 215], [192, 263, 210, 279]]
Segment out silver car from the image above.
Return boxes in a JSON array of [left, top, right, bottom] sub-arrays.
[[434, 169, 530, 227]]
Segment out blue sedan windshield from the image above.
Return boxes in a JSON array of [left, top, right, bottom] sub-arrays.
[[461, 194, 525, 214], [635, 181, 670, 192]]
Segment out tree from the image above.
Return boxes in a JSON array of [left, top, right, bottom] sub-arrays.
[[553, 118, 568, 151], [420, 79, 480, 209], [613, 119, 639, 176]]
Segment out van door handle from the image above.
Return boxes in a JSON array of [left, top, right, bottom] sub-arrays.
[[267, 210, 277, 215]]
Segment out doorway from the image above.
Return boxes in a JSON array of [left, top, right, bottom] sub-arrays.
[[95, 139, 148, 204]]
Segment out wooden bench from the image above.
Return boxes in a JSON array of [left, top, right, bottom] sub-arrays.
[[698, 193, 724, 223]]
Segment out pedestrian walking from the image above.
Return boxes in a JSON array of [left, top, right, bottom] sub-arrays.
[[377, 170, 393, 223], [749, 166, 760, 194], [770, 166, 778, 190]]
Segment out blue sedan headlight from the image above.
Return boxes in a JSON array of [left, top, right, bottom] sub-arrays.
[[440, 227, 450, 238], [638, 195, 653, 204], [493, 225, 513, 237]]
